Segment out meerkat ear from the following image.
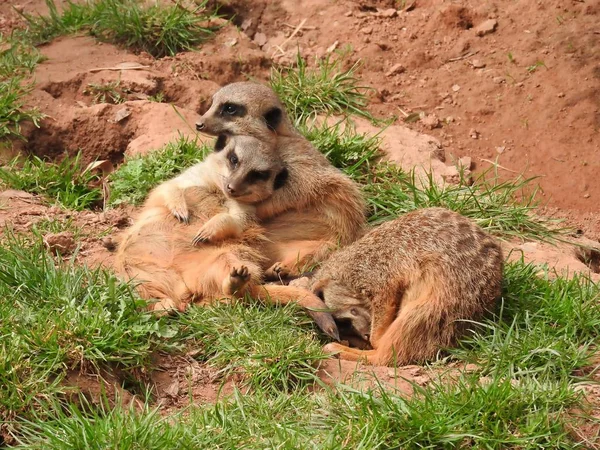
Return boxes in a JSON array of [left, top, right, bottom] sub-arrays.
[[263, 107, 282, 132], [214, 134, 228, 152], [273, 167, 289, 190]]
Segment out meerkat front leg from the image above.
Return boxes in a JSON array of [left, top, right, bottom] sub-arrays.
[[192, 201, 255, 245], [146, 182, 190, 223]]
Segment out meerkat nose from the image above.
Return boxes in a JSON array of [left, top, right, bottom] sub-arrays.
[[195, 121, 205, 131], [226, 184, 236, 194]]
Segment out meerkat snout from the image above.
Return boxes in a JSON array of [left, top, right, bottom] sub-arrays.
[[195, 121, 205, 131]]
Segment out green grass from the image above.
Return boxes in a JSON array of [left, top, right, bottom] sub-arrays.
[[84, 79, 127, 105], [271, 53, 373, 125], [358, 164, 565, 241], [173, 300, 328, 393], [0, 152, 102, 210], [0, 32, 46, 143], [108, 136, 209, 207], [0, 232, 174, 439], [22, 0, 220, 58]]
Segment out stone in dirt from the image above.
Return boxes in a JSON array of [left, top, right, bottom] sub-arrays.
[[475, 19, 498, 37], [360, 26, 373, 35], [421, 113, 441, 129], [253, 32, 267, 47], [44, 232, 76, 256], [386, 63, 405, 76], [471, 59, 486, 68]]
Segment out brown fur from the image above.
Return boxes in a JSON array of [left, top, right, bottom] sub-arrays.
[[144, 134, 282, 244], [196, 82, 367, 274], [115, 186, 339, 338], [303, 207, 504, 366]]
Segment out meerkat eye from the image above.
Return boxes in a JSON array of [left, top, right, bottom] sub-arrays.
[[223, 103, 237, 115], [315, 289, 325, 301], [350, 308, 359, 316], [228, 152, 239, 167]]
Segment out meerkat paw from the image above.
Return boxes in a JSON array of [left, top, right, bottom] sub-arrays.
[[323, 342, 343, 357], [168, 203, 189, 224], [192, 215, 242, 245], [150, 297, 186, 315], [222, 265, 252, 295], [264, 262, 291, 281]]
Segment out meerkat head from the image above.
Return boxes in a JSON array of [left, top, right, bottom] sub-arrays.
[[311, 278, 371, 341], [214, 134, 289, 203], [195, 82, 297, 138]]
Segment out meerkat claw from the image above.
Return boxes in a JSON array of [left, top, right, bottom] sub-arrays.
[[307, 310, 340, 341], [192, 233, 209, 246]]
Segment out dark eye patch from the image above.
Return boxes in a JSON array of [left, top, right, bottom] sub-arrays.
[[315, 289, 325, 301], [273, 167, 289, 190], [245, 169, 271, 184], [263, 107, 282, 131], [227, 151, 239, 168], [214, 135, 227, 152], [220, 102, 247, 118]]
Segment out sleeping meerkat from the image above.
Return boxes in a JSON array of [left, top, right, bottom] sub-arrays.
[[145, 134, 286, 245], [295, 207, 504, 366], [195, 82, 367, 276]]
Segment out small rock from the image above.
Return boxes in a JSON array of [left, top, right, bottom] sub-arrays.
[[493, 76, 505, 84], [421, 113, 441, 129], [469, 128, 479, 139], [557, 92, 565, 98], [446, 116, 455, 123], [475, 19, 498, 37], [458, 156, 472, 170], [164, 379, 180, 398], [496, 146, 506, 154], [44, 232, 76, 256], [516, 82, 524, 88], [442, 166, 460, 184], [520, 242, 538, 253], [471, 59, 486, 68], [451, 84, 461, 92], [386, 63, 405, 76], [225, 38, 238, 47], [326, 41, 339, 53], [584, 193, 590, 198], [240, 18, 252, 31], [114, 107, 131, 123], [360, 26, 373, 35], [344, 10, 352, 17], [380, 8, 398, 18], [253, 32, 267, 47]]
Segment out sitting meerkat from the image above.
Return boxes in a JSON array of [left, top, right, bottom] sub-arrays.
[[294, 207, 504, 366], [115, 136, 340, 339], [195, 82, 367, 275], [145, 134, 286, 246]]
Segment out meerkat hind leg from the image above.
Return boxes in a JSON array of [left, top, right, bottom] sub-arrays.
[[322, 343, 378, 363]]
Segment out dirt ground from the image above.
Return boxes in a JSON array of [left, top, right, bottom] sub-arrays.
[[1, 0, 600, 413]]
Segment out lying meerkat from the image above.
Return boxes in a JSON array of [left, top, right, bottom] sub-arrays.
[[145, 134, 285, 246], [115, 138, 339, 338], [195, 82, 367, 275], [295, 207, 504, 366]]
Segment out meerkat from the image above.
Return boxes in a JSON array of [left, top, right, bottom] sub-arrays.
[[195, 82, 367, 275], [145, 134, 285, 246], [115, 140, 339, 339], [294, 207, 504, 366]]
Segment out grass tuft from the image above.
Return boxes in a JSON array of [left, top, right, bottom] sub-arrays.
[[0, 152, 102, 210], [359, 163, 565, 241], [0, 232, 173, 435], [22, 0, 219, 58], [271, 53, 372, 125], [173, 300, 327, 393], [109, 136, 209, 207]]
